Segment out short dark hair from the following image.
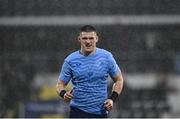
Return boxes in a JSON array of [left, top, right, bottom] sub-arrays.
[[80, 25, 96, 32]]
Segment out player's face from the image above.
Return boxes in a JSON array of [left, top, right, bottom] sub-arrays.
[[79, 31, 98, 55]]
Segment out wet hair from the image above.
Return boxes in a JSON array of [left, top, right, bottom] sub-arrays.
[[80, 25, 96, 33]]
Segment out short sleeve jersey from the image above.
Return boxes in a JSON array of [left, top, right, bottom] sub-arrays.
[[59, 48, 121, 114]]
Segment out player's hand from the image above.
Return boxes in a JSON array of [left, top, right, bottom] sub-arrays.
[[104, 99, 113, 111], [64, 90, 73, 102]]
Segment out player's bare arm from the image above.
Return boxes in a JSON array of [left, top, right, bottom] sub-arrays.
[[104, 72, 123, 111], [112, 72, 124, 95], [56, 80, 73, 102]]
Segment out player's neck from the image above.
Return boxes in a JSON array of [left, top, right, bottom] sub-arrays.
[[80, 48, 96, 56]]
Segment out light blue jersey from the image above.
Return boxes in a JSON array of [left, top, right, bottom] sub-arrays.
[[59, 48, 121, 114]]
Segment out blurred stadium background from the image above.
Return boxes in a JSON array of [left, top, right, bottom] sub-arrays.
[[0, 0, 180, 118]]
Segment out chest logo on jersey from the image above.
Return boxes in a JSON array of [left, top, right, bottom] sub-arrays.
[[71, 62, 82, 68]]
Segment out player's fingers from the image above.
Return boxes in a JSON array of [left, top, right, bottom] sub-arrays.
[[106, 106, 112, 111], [66, 92, 73, 98], [64, 93, 73, 100], [105, 104, 113, 110], [65, 94, 73, 99], [70, 89, 73, 93], [104, 100, 113, 110], [104, 100, 109, 107], [67, 90, 74, 96], [104, 102, 111, 108]]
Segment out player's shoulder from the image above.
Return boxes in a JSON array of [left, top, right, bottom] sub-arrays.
[[97, 48, 113, 56], [64, 50, 80, 62]]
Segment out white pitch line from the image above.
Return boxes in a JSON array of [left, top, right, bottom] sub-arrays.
[[0, 15, 180, 26]]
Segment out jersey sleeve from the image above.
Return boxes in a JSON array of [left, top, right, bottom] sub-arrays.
[[58, 60, 72, 84], [108, 53, 121, 78]]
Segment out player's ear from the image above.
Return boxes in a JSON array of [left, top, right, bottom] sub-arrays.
[[78, 36, 81, 42], [96, 35, 99, 43]]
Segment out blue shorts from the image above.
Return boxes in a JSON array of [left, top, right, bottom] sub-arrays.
[[69, 106, 108, 118]]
